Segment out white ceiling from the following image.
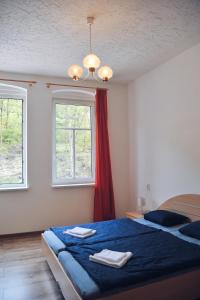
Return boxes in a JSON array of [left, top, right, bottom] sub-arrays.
[[1, 0, 200, 83]]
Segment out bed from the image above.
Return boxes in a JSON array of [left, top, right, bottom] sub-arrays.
[[41, 194, 200, 300]]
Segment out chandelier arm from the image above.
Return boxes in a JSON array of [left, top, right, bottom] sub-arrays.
[[93, 71, 100, 82], [83, 70, 90, 81]]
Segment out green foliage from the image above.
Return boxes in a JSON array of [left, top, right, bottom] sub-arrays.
[[56, 104, 92, 180], [0, 99, 22, 146], [56, 104, 90, 129], [0, 99, 23, 184], [0, 100, 93, 184]]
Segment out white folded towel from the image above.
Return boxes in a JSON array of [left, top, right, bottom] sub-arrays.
[[68, 227, 93, 235], [89, 250, 133, 268], [94, 249, 127, 263], [63, 227, 96, 238]]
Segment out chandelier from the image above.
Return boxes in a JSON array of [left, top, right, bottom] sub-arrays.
[[68, 17, 113, 82]]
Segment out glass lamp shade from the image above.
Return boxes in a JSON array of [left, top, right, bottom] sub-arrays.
[[68, 64, 83, 80], [83, 53, 101, 72], [98, 65, 113, 81]]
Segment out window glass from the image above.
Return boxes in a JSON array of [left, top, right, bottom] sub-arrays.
[[0, 97, 26, 188], [53, 101, 95, 185]]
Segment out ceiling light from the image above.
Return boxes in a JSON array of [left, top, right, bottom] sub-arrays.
[[83, 54, 101, 72], [98, 66, 113, 81], [68, 17, 113, 82], [68, 64, 83, 81]]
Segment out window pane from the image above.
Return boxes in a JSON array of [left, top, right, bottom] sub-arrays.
[[0, 99, 23, 184], [75, 130, 92, 178], [56, 104, 91, 129], [54, 102, 94, 184], [56, 129, 73, 179]]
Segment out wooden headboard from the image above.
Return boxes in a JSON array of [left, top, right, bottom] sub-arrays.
[[158, 194, 200, 221]]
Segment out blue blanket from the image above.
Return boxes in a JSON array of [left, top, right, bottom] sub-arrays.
[[67, 229, 200, 292], [50, 218, 156, 247]]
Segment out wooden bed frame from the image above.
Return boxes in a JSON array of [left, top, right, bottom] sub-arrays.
[[42, 194, 200, 300]]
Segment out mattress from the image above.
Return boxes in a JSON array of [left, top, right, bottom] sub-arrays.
[[43, 230, 66, 255], [58, 251, 100, 299]]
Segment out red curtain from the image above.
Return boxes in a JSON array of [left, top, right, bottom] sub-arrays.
[[93, 88, 115, 221]]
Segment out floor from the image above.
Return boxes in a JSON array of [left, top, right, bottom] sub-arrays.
[[0, 234, 64, 300]]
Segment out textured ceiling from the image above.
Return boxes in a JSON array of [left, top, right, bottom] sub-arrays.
[[1, 0, 200, 83]]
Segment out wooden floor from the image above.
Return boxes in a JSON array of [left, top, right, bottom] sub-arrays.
[[0, 234, 64, 300]]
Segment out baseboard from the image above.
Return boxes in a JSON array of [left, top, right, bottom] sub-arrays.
[[0, 230, 43, 238]]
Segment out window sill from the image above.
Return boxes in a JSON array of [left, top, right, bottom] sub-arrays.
[[52, 183, 95, 188], [0, 185, 29, 191]]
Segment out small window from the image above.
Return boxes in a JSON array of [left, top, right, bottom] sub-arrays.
[[53, 98, 95, 186], [0, 84, 27, 190]]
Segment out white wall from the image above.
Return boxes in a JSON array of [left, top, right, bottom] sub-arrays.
[[128, 43, 200, 211], [0, 73, 130, 234]]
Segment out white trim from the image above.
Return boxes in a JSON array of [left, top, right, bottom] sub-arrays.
[[53, 97, 94, 106], [23, 91, 28, 189], [0, 185, 29, 191], [0, 83, 27, 97], [52, 93, 96, 186], [0, 83, 27, 190], [0, 82, 27, 91], [52, 183, 95, 188], [52, 88, 95, 101]]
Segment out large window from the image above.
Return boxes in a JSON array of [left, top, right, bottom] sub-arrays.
[[0, 84, 27, 189], [53, 98, 95, 185]]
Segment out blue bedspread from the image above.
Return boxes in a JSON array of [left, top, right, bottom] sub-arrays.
[[68, 230, 200, 292], [51, 218, 200, 293], [50, 218, 156, 247]]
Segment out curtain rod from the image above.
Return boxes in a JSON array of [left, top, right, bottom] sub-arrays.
[[0, 78, 108, 90], [0, 78, 37, 86], [46, 82, 109, 90]]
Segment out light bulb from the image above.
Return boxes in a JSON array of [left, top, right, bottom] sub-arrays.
[[98, 65, 113, 81], [68, 64, 83, 81], [83, 54, 101, 72]]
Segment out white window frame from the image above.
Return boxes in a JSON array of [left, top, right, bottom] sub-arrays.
[[52, 97, 95, 187], [0, 84, 27, 191]]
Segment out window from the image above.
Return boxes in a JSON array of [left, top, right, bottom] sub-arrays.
[[53, 98, 95, 186], [0, 84, 27, 189]]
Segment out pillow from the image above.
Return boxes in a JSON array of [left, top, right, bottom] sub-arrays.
[[144, 210, 189, 227], [179, 221, 200, 240]]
